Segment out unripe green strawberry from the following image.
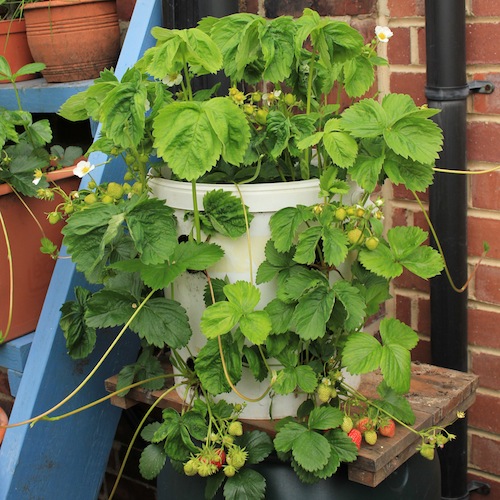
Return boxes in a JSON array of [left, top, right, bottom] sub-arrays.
[[243, 104, 255, 115], [364, 430, 378, 446], [317, 383, 332, 403], [255, 108, 268, 125], [348, 428, 362, 450], [132, 182, 143, 194], [226, 447, 247, 469], [197, 460, 217, 477], [101, 194, 114, 204], [335, 207, 347, 221], [222, 435, 234, 446], [356, 207, 365, 217], [183, 459, 199, 476], [284, 93, 295, 106], [341, 415, 354, 433], [123, 170, 134, 181], [84, 193, 98, 205], [347, 227, 363, 245], [107, 182, 124, 200], [419, 444, 435, 461], [48, 211, 62, 224], [224, 465, 237, 477], [87, 180, 97, 189], [228, 421, 243, 437], [63, 203, 74, 215], [365, 236, 379, 251], [251, 91, 262, 102]]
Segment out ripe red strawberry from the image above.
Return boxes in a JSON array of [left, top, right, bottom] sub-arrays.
[[356, 416, 373, 433], [348, 428, 362, 450], [211, 449, 226, 470], [378, 419, 396, 438]]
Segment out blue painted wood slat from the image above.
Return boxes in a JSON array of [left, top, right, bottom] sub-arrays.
[[0, 1, 163, 498]]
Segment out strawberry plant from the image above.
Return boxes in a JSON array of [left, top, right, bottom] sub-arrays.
[[15, 7, 470, 500]]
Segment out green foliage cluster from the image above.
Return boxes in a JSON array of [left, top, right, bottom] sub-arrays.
[[0, 57, 83, 196], [54, 9, 445, 499]]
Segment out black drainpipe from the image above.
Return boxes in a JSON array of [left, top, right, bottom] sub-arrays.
[[425, 1, 491, 499]]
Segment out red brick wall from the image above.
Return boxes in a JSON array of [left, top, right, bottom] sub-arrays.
[[385, 1, 500, 497]]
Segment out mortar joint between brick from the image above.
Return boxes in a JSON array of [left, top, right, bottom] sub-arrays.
[[475, 386, 500, 398], [468, 426, 500, 441], [387, 18, 425, 28]]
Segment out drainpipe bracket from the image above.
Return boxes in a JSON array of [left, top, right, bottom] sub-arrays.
[[467, 479, 491, 496], [468, 80, 495, 94]]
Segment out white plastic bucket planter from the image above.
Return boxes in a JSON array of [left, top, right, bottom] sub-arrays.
[[148, 175, 362, 418]]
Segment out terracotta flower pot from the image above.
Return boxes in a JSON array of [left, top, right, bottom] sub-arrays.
[[0, 168, 80, 342], [23, 0, 121, 83], [0, 406, 7, 445], [116, 0, 136, 21], [0, 19, 35, 83]]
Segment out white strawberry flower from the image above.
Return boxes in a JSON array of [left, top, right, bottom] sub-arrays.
[[32, 169, 44, 185], [162, 72, 183, 87], [73, 160, 95, 178], [375, 26, 394, 43]]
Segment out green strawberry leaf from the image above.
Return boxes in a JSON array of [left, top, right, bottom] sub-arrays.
[[200, 301, 241, 338], [292, 430, 331, 472], [273, 421, 307, 453], [308, 406, 344, 431], [273, 366, 299, 395], [332, 280, 366, 331], [321, 225, 350, 267], [295, 365, 318, 393], [294, 226, 322, 264], [325, 428, 358, 463], [349, 150, 385, 192], [224, 469, 267, 500], [260, 16, 296, 83], [59, 287, 96, 359], [379, 318, 418, 393], [131, 297, 192, 349], [239, 311, 272, 345], [256, 240, 297, 285], [359, 226, 444, 280], [204, 97, 251, 166], [153, 101, 221, 181], [265, 110, 291, 158], [342, 332, 383, 374], [340, 99, 386, 138], [236, 430, 273, 465], [376, 381, 416, 425], [292, 286, 335, 340], [323, 119, 358, 168], [270, 206, 316, 252], [195, 337, 242, 395], [203, 190, 253, 238], [139, 444, 167, 480]]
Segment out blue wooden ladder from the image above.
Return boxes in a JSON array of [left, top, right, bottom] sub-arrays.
[[0, 2, 162, 498]]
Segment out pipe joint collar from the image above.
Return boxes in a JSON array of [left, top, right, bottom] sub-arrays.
[[425, 85, 470, 101]]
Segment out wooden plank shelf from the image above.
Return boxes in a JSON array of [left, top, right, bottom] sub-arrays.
[[105, 361, 478, 488], [0, 78, 94, 113]]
